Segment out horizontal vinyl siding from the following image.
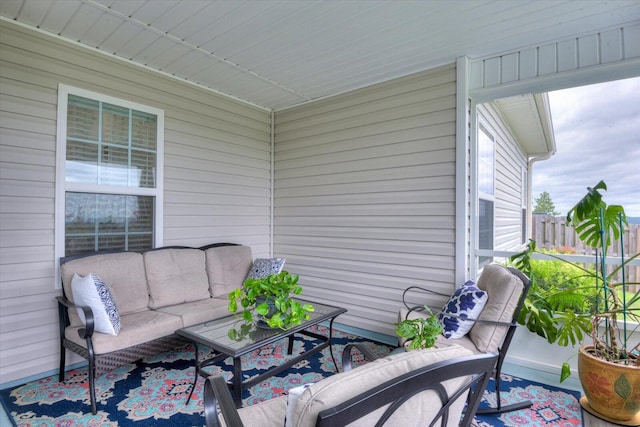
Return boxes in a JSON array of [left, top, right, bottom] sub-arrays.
[[0, 21, 271, 385], [274, 64, 457, 337], [477, 103, 527, 251]]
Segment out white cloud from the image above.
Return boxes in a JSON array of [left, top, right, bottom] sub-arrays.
[[532, 77, 640, 217]]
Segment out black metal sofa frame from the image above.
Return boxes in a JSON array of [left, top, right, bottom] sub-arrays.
[[56, 242, 239, 414]]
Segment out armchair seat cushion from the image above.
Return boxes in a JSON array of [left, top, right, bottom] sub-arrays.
[[238, 396, 287, 426], [435, 334, 478, 353]]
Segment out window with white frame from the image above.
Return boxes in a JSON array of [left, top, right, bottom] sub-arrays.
[[521, 166, 527, 244], [56, 85, 163, 257], [477, 124, 495, 266]]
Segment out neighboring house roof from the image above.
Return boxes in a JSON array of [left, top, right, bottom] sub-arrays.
[[493, 93, 556, 157], [1, 0, 638, 110]]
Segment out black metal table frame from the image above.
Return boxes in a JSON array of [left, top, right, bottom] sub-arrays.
[[178, 305, 346, 407]]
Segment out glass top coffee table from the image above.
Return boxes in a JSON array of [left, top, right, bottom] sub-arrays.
[[176, 299, 347, 407]]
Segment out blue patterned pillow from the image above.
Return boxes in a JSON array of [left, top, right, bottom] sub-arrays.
[[71, 273, 121, 335], [438, 280, 488, 339], [246, 258, 286, 280]]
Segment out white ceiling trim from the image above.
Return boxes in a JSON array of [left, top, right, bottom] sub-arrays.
[[2, 0, 639, 110]]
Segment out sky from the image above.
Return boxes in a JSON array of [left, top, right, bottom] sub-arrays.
[[532, 76, 640, 217]]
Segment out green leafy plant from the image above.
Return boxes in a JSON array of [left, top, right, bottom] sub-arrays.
[[515, 247, 596, 347], [394, 307, 443, 350], [228, 271, 315, 330], [227, 319, 255, 341], [511, 181, 640, 381]]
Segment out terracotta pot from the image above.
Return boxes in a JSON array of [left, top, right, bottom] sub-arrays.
[[578, 345, 640, 423]]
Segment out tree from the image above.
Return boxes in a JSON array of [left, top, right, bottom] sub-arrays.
[[533, 191, 560, 215]]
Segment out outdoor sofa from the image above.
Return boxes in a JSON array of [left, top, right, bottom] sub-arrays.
[[56, 243, 266, 414]]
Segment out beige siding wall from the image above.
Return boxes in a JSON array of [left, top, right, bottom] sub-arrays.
[[273, 64, 457, 337], [477, 103, 527, 251], [0, 21, 271, 385]]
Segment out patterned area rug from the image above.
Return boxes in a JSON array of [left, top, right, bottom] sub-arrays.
[[0, 326, 581, 426], [475, 373, 582, 426]]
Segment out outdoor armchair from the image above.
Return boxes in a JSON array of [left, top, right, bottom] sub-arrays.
[[398, 264, 533, 414], [204, 344, 498, 427]]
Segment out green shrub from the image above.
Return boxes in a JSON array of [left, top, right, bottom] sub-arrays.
[[528, 256, 597, 314], [509, 248, 597, 347]]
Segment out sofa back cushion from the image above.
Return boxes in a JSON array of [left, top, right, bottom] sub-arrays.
[[205, 245, 253, 297], [292, 345, 473, 427], [144, 248, 210, 309], [61, 252, 149, 326], [468, 264, 524, 353]]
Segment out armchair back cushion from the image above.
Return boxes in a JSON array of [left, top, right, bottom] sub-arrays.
[[292, 345, 473, 427], [61, 252, 149, 326], [144, 248, 210, 309], [468, 264, 524, 353]]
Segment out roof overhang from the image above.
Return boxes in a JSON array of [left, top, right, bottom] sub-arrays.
[[492, 93, 556, 158]]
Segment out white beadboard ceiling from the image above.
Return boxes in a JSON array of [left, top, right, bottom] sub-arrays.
[[1, 0, 639, 111]]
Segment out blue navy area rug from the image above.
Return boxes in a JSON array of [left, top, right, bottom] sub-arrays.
[[0, 325, 581, 426], [475, 373, 582, 426]]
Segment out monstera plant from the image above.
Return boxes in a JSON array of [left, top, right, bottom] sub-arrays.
[[512, 181, 640, 422]]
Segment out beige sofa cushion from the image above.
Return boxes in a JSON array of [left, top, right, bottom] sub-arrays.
[[64, 309, 183, 354], [61, 252, 149, 326], [205, 245, 253, 297], [468, 264, 524, 353], [144, 248, 211, 309], [291, 345, 473, 427], [155, 297, 231, 328]]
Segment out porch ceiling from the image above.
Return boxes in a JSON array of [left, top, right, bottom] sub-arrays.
[[1, 1, 639, 111]]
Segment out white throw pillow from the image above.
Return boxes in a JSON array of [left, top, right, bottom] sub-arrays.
[[438, 280, 488, 339], [284, 383, 314, 427], [71, 273, 121, 335]]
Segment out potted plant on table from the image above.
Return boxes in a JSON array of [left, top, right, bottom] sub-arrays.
[[228, 271, 315, 330], [395, 306, 443, 350], [511, 181, 640, 424]]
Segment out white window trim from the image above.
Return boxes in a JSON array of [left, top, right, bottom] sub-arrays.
[[471, 118, 496, 273], [54, 84, 164, 288], [521, 165, 527, 244], [477, 123, 496, 200]]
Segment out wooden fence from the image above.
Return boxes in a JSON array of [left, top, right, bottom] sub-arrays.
[[531, 214, 640, 290]]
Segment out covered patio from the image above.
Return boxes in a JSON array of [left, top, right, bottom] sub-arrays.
[[1, 1, 640, 424]]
